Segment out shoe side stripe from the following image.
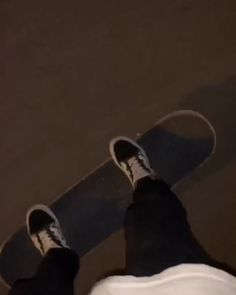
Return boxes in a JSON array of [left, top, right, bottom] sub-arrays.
[[123, 161, 134, 181], [36, 234, 45, 255]]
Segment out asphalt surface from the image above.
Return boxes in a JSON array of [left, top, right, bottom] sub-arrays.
[[1, 0, 236, 294]]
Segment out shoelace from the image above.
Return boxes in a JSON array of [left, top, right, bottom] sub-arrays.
[[127, 155, 149, 174], [40, 224, 68, 250], [40, 229, 55, 250]]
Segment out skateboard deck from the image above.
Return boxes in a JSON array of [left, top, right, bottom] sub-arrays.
[[0, 110, 216, 287]]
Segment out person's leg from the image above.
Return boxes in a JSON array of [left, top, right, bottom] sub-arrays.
[[125, 177, 217, 276], [110, 136, 219, 277], [9, 205, 79, 295]]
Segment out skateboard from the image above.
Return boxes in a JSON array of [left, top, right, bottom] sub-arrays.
[[0, 110, 216, 287]]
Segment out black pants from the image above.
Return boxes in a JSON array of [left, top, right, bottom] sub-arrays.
[[9, 178, 221, 295], [9, 248, 79, 295]]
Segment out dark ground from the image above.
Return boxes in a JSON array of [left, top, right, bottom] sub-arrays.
[[1, 0, 236, 294]]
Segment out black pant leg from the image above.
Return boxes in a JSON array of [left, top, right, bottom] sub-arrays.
[[9, 248, 79, 295], [124, 177, 217, 276]]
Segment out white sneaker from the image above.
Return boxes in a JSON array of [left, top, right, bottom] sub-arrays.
[[26, 204, 69, 256], [109, 136, 155, 187]]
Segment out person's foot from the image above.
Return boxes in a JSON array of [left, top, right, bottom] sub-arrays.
[[26, 204, 69, 256], [110, 136, 155, 187]]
